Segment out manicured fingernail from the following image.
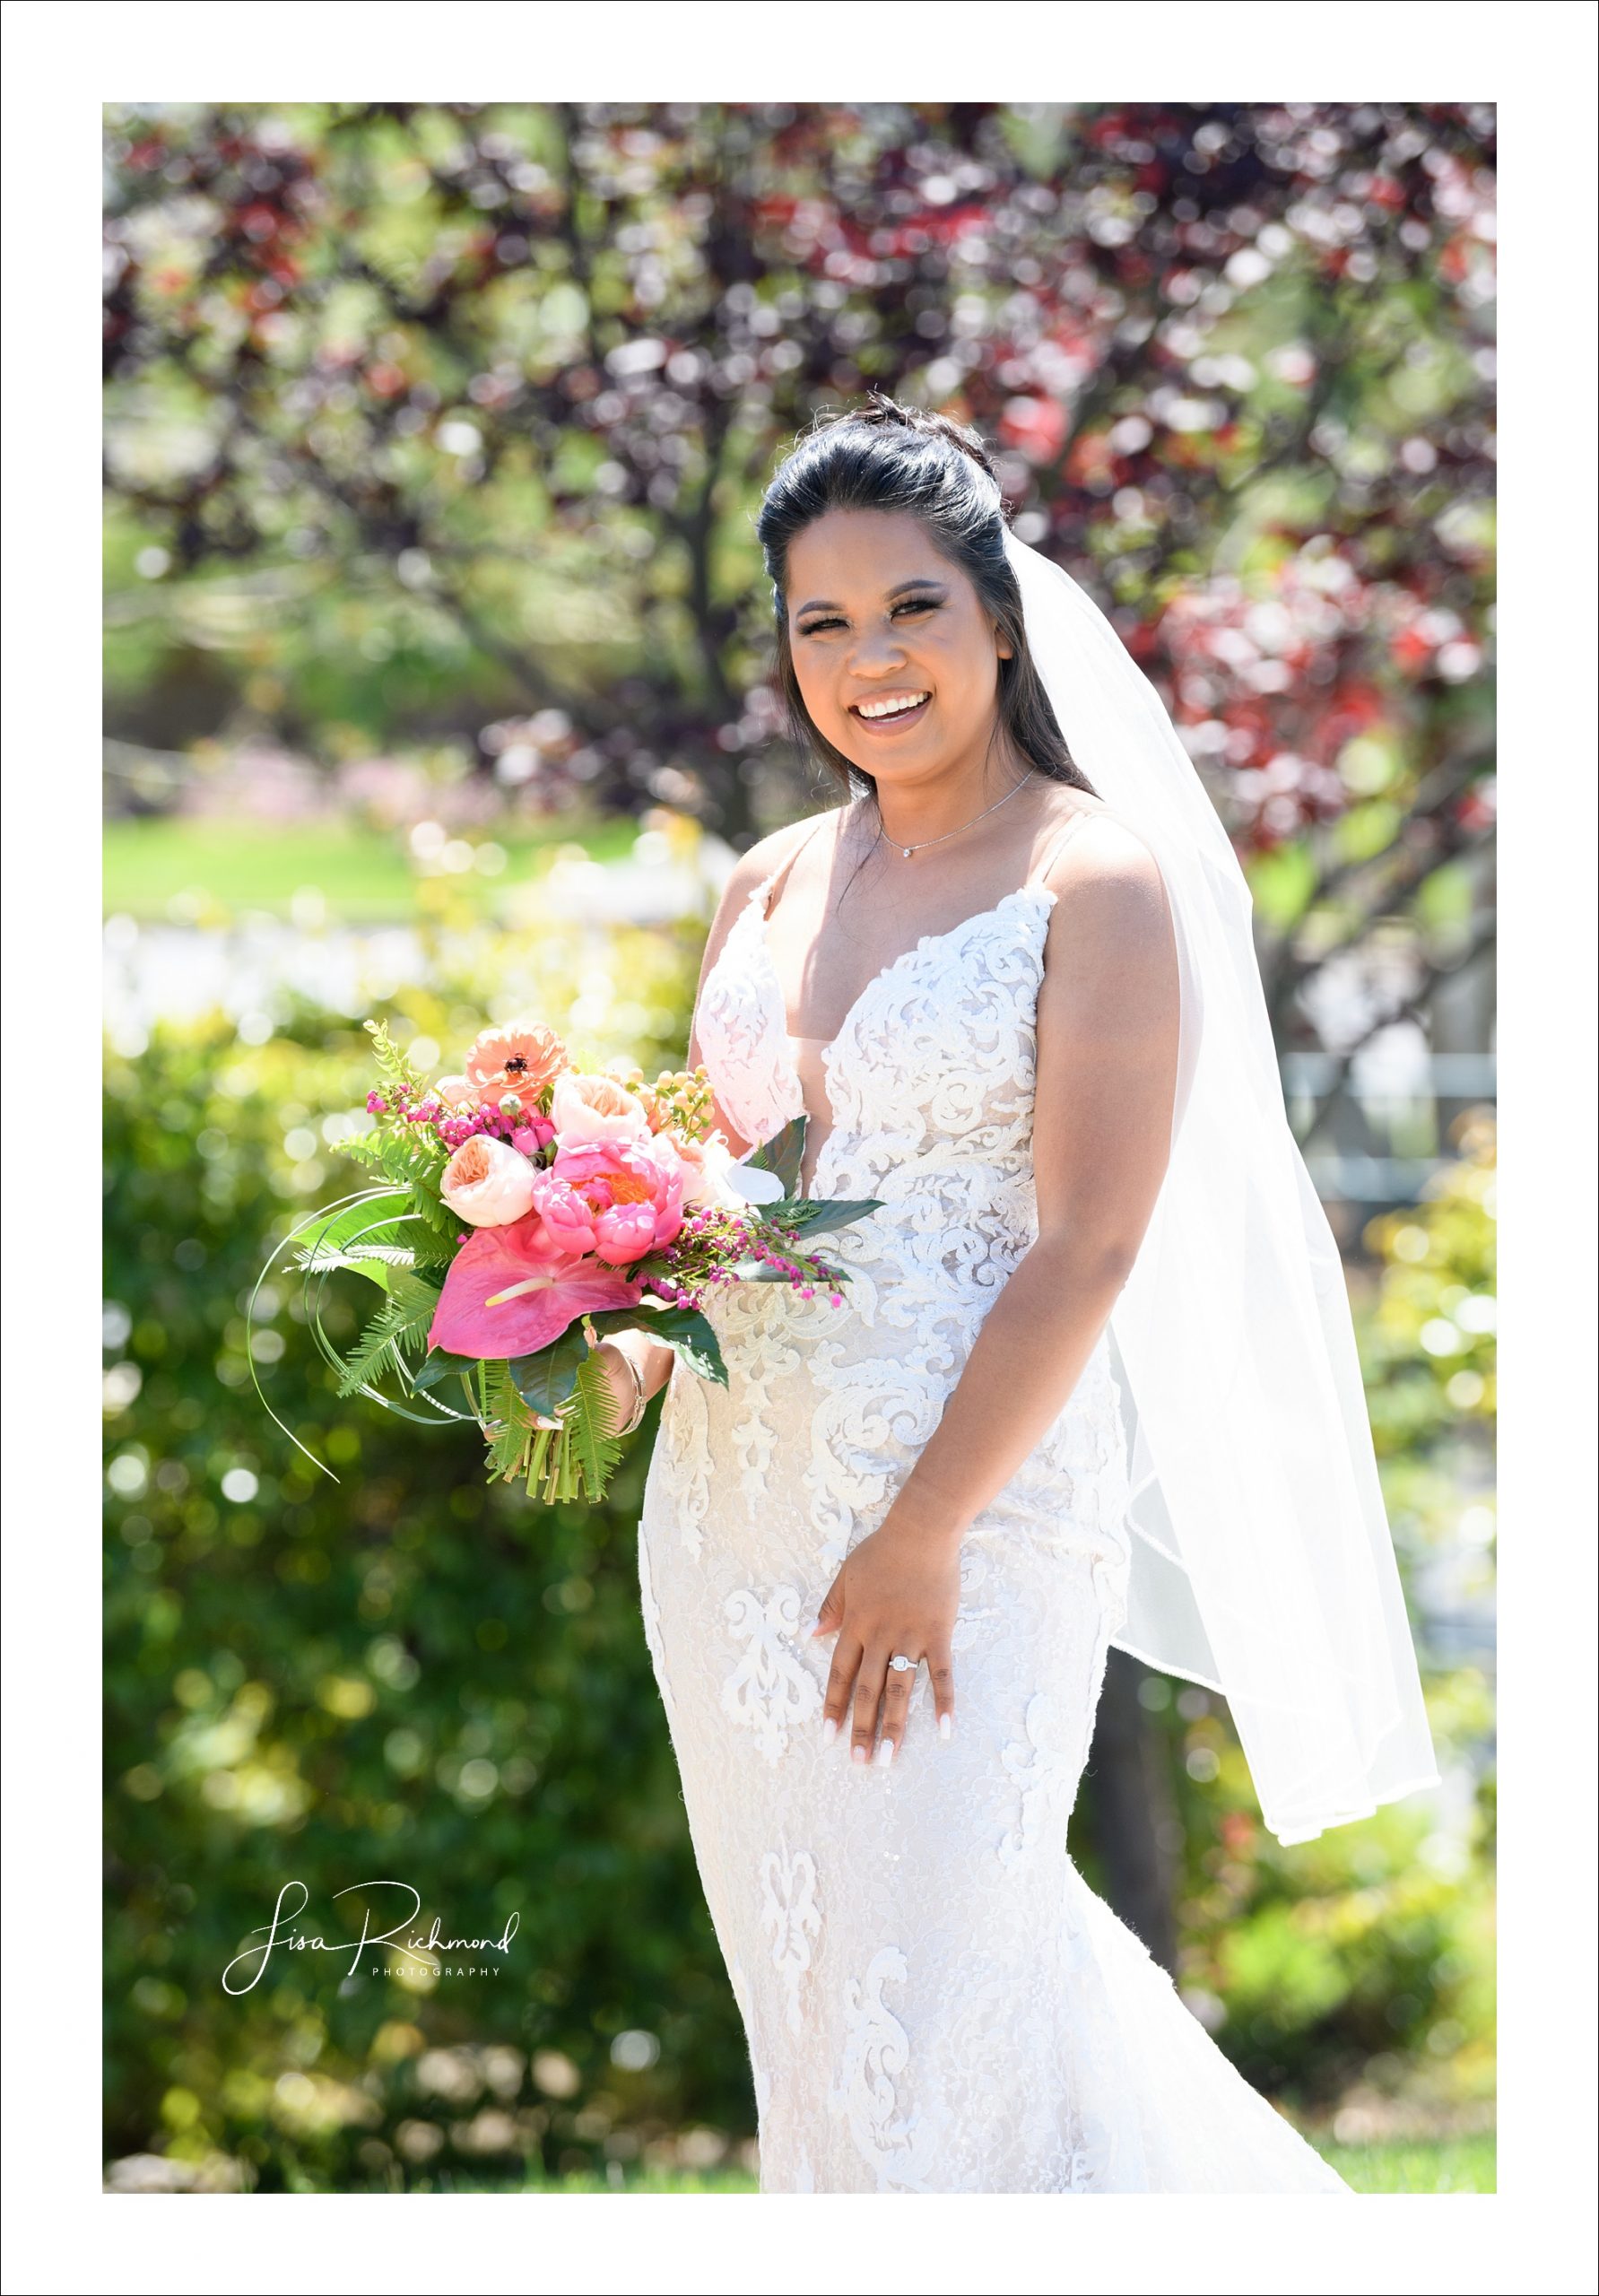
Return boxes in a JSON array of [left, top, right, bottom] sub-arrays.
[[875, 1738, 895, 1768], [821, 1716, 838, 1745], [851, 1742, 868, 1764], [938, 1712, 953, 1742]]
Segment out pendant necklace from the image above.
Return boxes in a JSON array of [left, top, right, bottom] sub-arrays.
[[875, 768, 1035, 859]]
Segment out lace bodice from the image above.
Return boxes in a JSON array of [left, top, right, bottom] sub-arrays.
[[697, 861, 1061, 1228]]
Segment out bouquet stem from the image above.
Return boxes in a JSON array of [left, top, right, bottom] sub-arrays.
[[526, 1423, 578, 1505]]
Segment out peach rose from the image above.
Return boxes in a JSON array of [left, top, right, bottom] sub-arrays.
[[548, 1068, 653, 1148], [463, 1020, 569, 1112], [433, 1074, 478, 1108], [439, 1135, 539, 1228]]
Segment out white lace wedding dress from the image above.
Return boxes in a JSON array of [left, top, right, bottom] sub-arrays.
[[634, 819, 1351, 2195]]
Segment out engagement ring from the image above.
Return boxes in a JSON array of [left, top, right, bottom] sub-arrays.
[[888, 1654, 917, 1674]]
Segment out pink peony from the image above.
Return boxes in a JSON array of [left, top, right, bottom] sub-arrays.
[[532, 1133, 687, 1265], [548, 1068, 654, 1149], [428, 1213, 648, 1359], [439, 1135, 538, 1228]]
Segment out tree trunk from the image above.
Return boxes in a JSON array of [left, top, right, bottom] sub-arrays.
[[1083, 1648, 1180, 1976]]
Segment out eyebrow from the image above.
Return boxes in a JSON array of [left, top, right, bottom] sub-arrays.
[[794, 577, 949, 616]]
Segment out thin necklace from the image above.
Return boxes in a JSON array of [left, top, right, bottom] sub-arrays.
[[874, 768, 1036, 859]]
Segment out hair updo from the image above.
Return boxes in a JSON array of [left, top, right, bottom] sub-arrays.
[[754, 389, 1091, 807]]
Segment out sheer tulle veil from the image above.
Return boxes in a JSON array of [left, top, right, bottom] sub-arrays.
[[1004, 526, 1439, 1846]]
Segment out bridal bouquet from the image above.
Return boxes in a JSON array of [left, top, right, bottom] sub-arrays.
[[251, 1017, 879, 1503]]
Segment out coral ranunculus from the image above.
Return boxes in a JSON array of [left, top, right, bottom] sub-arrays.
[[427, 1213, 648, 1359], [533, 1135, 687, 1265], [464, 1020, 569, 1112], [439, 1135, 538, 1227]]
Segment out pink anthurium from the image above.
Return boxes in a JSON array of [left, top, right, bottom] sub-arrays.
[[428, 1210, 649, 1360]]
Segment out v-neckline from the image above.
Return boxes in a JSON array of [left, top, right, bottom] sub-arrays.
[[741, 875, 1057, 1198]]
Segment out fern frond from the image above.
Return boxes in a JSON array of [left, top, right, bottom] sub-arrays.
[[404, 1222, 456, 1269], [334, 1270, 443, 1398], [366, 1018, 430, 1101], [376, 1126, 450, 1188], [356, 1133, 456, 1253], [339, 1132, 388, 1169], [482, 1360, 536, 1481], [565, 1350, 626, 1498]]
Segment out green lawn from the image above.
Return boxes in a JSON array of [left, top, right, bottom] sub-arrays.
[[426, 2131, 1493, 2194], [101, 813, 639, 922], [1319, 2134, 1496, 2193]]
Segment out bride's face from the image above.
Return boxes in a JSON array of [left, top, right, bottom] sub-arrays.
[[785, 509, 1012, 778]]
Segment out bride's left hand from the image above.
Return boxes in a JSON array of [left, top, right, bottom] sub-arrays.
[[809, 1518, 960, 1763]]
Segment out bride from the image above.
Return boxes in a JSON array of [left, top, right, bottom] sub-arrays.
[[588, 394, 1438, 2194]]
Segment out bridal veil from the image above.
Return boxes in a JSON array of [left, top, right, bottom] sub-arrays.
[[1004, 526, 1439, 1847]]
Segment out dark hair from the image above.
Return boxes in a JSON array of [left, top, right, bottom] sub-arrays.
[[754, 390, 1092, 818]]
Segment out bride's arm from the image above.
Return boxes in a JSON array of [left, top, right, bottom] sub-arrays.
[[889, 816, 1181, 1543], [809, 814, 1179, 1759], [594, 820, 816, 1414], [817, 822, 1176, 1753]]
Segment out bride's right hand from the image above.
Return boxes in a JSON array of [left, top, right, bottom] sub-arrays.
[[809, 1518, 961, 1764], [592, 1338, 640, 1426], [524, 1335, 665, 1434]]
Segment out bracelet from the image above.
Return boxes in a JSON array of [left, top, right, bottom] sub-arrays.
[[604, 1340, 648, 1436]]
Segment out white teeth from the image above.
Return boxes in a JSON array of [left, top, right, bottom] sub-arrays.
[[856, 692, 929, 719]]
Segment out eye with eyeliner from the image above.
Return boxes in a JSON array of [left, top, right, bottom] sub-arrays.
[[796, 596, 942, 637]]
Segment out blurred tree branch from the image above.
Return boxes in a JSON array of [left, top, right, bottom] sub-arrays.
[[103, 95, 1494, 1022]]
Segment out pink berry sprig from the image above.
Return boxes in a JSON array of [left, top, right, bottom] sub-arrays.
[[649, 1202, 847, 1312]]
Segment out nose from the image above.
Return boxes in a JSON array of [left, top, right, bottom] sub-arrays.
[[847, 621, 909, 675]]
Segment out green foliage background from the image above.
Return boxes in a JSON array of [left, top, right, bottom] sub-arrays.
[[105, 916, 1494, 2192]]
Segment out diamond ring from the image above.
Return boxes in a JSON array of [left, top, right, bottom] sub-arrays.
[[887, 1653, 917, 1674]]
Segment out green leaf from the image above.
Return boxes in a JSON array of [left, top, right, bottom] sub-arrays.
[[647, 1306, 728, 1386], [753, 1195, 884, 1240], [578, 1300, 728, 1384], [506, 1324, 591, 1417], [291, 1240, 415, 1292], [741, 1112, 805, 1196], [412, 1347, 481, 1392], [289, 1181, 456, 1290], [297, 1188, 413, 1255]]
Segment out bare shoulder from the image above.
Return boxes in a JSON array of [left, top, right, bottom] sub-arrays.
[[1036, 804, 1177, 1032], [717, 802, 847, 911], [693, 804, 847, 993], [1042, 803, 1171, 947]]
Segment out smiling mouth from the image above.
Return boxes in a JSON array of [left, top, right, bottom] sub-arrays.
[[849, 691, 932, 726]]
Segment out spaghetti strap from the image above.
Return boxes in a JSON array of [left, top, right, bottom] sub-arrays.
[[760, 811, 834, 922], [1023, 804, 1099, 892]]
